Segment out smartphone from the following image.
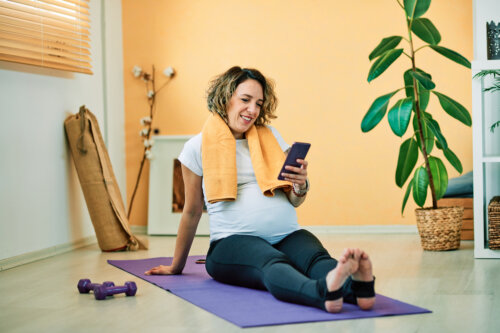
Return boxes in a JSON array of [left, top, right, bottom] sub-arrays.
[[278, 142, 311, 180]]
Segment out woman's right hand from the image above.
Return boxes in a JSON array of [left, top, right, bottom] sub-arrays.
[[144, 165, 203, 277], [144, 265, 182, 275]]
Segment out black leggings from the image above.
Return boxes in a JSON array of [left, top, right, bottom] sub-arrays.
[[205, 229, 355, 310]]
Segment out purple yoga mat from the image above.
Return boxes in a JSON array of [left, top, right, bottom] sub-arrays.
[[108, 256, 431, 328]]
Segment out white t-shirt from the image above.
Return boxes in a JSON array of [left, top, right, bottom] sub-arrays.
[[178, 126, 299, 244]]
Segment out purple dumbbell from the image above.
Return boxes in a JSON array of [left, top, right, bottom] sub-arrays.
[[77, 279, 115, 294], [94, 281, 137, 300]]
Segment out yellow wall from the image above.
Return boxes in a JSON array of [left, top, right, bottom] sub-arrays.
[[122, 0, 473, 227]]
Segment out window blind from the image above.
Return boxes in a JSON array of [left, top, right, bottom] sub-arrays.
[[0, 0, 92, 74]]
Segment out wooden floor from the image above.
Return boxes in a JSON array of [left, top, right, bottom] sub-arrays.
[[0, 233, 499, 333]]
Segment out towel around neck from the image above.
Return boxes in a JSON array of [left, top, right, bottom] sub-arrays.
[[201, 113, 291, 203]]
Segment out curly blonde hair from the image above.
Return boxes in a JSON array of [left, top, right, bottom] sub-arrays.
[[206, 66, 278, 126]]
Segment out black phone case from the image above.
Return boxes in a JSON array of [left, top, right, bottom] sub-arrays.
[[277, 142, 311, 180]]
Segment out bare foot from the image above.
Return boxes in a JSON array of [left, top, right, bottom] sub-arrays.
[[351, 250, 376, 310], [324, 249, 357, 313]]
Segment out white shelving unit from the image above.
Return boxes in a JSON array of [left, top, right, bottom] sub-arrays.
[[147, 135, 210, 235], [472, 0, 500, 258]]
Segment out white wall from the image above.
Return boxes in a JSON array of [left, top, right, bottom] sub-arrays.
[[0, 0, 126, 261]]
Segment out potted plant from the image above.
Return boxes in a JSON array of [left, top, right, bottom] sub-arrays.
[[361, 0, 471, 250]]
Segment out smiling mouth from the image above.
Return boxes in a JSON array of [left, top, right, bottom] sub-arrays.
[[241, 115, 252, 122]]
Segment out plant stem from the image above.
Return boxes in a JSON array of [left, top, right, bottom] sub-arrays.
[[403, 52, 412, 59], [127, 65, 157, 220], [150, 65, 156, 125], [408, 18, 438, 209], [156, 78, 173, 95], [414, 45, 429, 53], [127, 148, 148, 219]]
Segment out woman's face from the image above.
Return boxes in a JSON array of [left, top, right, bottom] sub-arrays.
[[226, 79, 264, 139]]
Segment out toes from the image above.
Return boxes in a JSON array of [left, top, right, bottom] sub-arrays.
[[341, 248, 368, 261], [353, 248, 362, 261], [342, 248, 355, 260]]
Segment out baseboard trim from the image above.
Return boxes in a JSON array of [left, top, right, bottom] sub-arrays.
[[131, 225, 147, 235], [0, 236, 97, 271], [302, 225, 418, 234]]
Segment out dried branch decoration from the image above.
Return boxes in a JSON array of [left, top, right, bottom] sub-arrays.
[[128, 65, 175, 219]]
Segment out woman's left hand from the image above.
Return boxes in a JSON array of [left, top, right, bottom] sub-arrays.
[[281, 159, 308, 189]]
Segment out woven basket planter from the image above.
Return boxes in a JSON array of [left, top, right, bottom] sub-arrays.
[[415, 206, 464, 251], [488, 196, 500, 250]]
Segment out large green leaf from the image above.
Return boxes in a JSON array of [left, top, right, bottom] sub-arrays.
[[361, 91, 398, 132], [413, 114, 434, 154], [423, 113, 448, 150], [432, 91, 472, 126], [402, 180, 413, 214], [428, 156, 448, 199], [412, 18, 441, 45], [410, 71, 436, 90], [369, 36, 403, 61], [442, 147, 463, 174], [404, 0, 431, 19], [404, 68, 430, 111], [396, 138, 419, 187], [388, 97, 413, 136], [368, 49, 404, 82], [429, 45, 471, 68], [413, 166, 429, 207]]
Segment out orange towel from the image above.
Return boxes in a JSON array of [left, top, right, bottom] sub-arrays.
[[202, 113, 291, 203]]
